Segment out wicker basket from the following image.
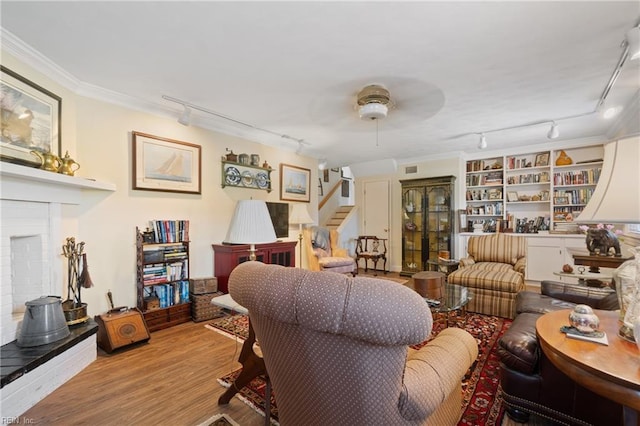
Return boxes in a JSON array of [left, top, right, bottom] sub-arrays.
[[191, 292, 224, 322]]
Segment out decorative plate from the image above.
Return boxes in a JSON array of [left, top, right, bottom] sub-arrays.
[[225, 166, 241, 185], [241, 171, 254, 186], [256, 172, 269, 189]]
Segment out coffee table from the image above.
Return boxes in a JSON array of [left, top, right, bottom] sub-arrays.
[[536, 309, 640, 423], [429, 283, 473, 327], [407, 277, 472, 327]]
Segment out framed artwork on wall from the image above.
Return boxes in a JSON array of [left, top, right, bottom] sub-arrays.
[[0, 66, 61, 167], [280, 163, 310, 202], [132, 131, 201, 194]]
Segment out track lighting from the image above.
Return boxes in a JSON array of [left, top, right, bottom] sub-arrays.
[[162, 95, 306, 146], [547, 122, 559, 139], [478, 134, 487, 149], [177, 105, 191, 126], [626, 26, 640, 61]]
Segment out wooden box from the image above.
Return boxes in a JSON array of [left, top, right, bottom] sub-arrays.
[[189, 277, 218, 295], [95, 308, 150, 353], [191, 292, 224, 322]]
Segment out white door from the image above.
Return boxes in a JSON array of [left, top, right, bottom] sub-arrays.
[[363, 180, 390, 271]]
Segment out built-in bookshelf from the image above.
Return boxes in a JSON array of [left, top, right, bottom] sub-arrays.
[[464, 145, 603, 233], [136, 221, 192, 332]]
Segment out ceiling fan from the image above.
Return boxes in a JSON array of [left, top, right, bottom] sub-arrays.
[[356, 84, 394, 121], [308, 77, 446, 131]]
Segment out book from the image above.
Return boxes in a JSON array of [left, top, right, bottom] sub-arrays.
[[560, 326, 609, 346]]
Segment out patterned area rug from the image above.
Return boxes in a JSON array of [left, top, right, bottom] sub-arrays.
[[209, 312, 511, 425]]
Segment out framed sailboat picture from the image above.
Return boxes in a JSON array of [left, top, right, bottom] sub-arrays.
[[280, 163, 310, 202], [132, 131, 201, 194]]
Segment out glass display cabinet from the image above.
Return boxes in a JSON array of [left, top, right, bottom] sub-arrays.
[[400, 176, 455, 276]]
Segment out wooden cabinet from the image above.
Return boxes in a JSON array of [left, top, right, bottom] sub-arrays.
[[136, 226, 192, 332], [212, 240, 297, 293], [400, 176, 455, 276]]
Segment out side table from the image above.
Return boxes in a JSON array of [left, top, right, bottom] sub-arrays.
[[427, 259, 460, 277], [536, 309, 640, 424], [211, 294, 271, 426]]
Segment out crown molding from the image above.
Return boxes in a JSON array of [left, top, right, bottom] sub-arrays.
[[1, 27, 268, 146], [1, 27, 81, 92]]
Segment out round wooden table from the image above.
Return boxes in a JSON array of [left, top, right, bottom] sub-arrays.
[[412, 271, 445, 299], [536, 309, 640, 422]]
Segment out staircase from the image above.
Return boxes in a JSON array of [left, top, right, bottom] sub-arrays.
[[325, 206, 354, 230]]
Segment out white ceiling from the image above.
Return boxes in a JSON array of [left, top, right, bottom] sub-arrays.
[[2, 1, 639, 168]]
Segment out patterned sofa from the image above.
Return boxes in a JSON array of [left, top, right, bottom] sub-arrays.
[[229, 261, 478, 425], [447, 233, 526, 318]]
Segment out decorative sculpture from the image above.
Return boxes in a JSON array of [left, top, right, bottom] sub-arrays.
[[585, 228, 621, 257]]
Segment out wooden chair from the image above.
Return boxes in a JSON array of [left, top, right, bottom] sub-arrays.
[[355, 235, 387, 275]]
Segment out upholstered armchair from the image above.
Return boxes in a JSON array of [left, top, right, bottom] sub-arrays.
[[303, 226, 357, 275], [447, 233, 526, 318], [228, 261, 478, 426]]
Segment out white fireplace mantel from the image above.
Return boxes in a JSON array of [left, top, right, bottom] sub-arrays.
[[0, 162, 116, 204]]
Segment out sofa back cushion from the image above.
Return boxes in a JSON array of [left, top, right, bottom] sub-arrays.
[[467, 234, 526, 265]]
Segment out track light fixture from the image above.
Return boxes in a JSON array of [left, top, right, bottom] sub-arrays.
[[470, 23, 638, 149], [162, 95, 306, 146], [478, 134, 487, 149], [178, 105, 191, 126], [547, 122, 559, 139]]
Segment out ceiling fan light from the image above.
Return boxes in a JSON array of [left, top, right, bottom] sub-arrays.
[[626, 26, 640, 61], [478, 134, 487, 149], [359, 103, 388, 120], [547, 122, 559, 139], [178, 105, 191, 126]]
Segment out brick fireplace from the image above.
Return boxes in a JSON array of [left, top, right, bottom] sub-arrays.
[[0, 162, 114, 418]]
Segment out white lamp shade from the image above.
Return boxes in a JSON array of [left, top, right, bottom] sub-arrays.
[[626, 26, 640, 61], [289, 203, 314, 225], [225, 200, 277, 244], [577, 136, 640, 224]]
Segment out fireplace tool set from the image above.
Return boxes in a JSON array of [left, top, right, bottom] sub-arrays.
[[61, 237, 94, 324]]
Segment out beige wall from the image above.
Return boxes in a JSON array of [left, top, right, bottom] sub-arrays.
[[3, 51, 317, 315]]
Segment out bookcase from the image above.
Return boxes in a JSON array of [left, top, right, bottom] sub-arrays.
[[136, 221, 192, 332], [464, 145, 603, 233]]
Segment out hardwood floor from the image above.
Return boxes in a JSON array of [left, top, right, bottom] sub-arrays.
[[20, 271, 542, 425], [21, 320, 265, 426]]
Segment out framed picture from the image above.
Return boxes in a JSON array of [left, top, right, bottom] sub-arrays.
[[535, 152, 549, 167], [280, 163, 310, 202], [489, 188, 502, 200], [507, 191, 519, 202], [540, 190, 550, 201], [132, 131, 201, 194], [0, 66, 61, 167], [554, 196, 569, 205]]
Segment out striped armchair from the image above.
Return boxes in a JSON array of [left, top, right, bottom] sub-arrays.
[[447, 233, 526, 318]]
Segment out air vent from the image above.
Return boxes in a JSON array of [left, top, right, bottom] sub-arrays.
[[405, 166, 418, 174]]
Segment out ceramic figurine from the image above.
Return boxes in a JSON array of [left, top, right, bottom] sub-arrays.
[[569, 304, 600, 333]]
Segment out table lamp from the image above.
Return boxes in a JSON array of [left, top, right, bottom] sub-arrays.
[[576, 136, 640, 341], [289, 203, 314, 268], [225, 200, 277, 261]]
